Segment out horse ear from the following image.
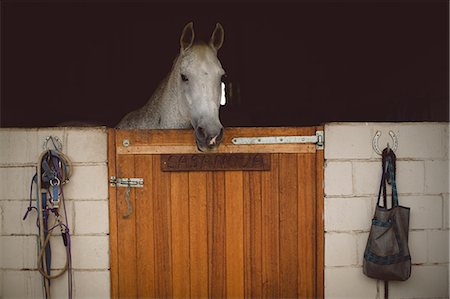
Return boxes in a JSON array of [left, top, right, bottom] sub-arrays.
[[180, 22, 195, 52], [209, 23, 224, 51]]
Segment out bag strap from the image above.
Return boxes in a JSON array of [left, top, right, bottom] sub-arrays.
[[387, 149, 399, 207], [377, 148, 399, 208], [377, 158, 387, 207]]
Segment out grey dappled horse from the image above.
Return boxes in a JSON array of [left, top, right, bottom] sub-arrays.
[[117, 22, 226, 151]]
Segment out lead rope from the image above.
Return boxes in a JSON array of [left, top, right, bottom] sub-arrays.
[[23, 143, 73, 299]]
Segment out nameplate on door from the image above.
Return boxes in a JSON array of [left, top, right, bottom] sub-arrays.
[[161, 154, 271, 172]]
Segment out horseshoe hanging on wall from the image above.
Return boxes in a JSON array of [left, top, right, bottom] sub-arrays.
[[372, 130, 398, 155]]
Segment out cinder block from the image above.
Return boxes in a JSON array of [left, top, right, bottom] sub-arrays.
[[0, 130, 38, 165], [396, 161, 425, 195], [0, 269, 3, 298], [1, 200, 74, 236], [402, 196, 442, 230], [1, 200, 37, 235], [353, 162, 381, 196], [325, 233, 357, 266], [325, 162, 353, 196], [0, 204, 3, 236], [355, 232, 369, 266], [390, 124, 447, 159], [408, 230, 428, 265], [353, 161, 426, 197], [444, 124, 449, 160], [444, 193, 449, 229], [3, 269, 72, 299], [1, 236, 37, 269], [427, 230, 449, 263], [389, 265, 448, 298], [25, 270, 43, 298], [70, 236, 109, 269], [74, 270, 110, 299], [326, 123, 449, 160], [325, 124, 373, 160], [2, 270, 30, 298], [63, 165, 108, 200], [325, 267, 377, 299], [325, 197, 374, 232], [49, 271, 72, 299], [0, 167, 36, 200], [425, 160, 449, 194], [1, 270, 43, 298], [74, 201, 109, 235], [66, 128, 107, 163], [4, 270, 71, 298], [4, 201, 26, 237]]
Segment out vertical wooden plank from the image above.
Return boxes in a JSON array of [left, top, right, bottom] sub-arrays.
[[116, 151, 137, 298], [171, 172, 191, 298], [279, 154, 299, 298], [108, 129, 119, 299], [315, 141, 325, 299], [135, 155, 155, 298], [243, 172, 251, 299], [189, 172, 209, 298], [244, 171, 263, 298], [225, 171, 245, 298], [261, 154, 280, 298], [152, 155, 172, 298], [208, 171, 227, 298], [297, 153, 317, 298]]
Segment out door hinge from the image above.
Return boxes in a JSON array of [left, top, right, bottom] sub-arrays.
[[232, 130, 324, 150], [110, 177, 144, 188]]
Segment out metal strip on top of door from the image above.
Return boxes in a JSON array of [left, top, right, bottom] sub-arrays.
[[115, 128, 324, 155]]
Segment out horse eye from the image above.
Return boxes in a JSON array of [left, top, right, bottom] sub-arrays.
[[181, 74, 189, 82], [221, 74, 227, 82]]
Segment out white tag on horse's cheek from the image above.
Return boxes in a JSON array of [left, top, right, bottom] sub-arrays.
[[220, 82, 226, 106]]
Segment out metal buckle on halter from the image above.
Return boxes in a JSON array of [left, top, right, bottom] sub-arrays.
[[50, 177, 61, 208]]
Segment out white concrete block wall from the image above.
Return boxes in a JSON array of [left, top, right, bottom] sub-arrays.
[[1, 124, 448, 299], [0, 128, 110, 299], [324, 123, 449, 299]]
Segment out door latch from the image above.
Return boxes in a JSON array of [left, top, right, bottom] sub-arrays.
[[110, 177, 144, 218]]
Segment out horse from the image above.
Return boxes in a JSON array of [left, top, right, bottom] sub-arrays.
[[117, 22, 226, 152]]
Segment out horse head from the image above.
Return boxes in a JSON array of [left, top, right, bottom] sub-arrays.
[[178, 22, 225, 152]]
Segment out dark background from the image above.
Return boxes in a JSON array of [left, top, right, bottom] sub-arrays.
[[1, 0, 448, 127]]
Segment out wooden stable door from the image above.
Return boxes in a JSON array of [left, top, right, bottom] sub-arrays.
[[108, 127, 324, 299]]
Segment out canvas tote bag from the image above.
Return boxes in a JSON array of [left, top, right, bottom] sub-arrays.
[[363, 148, 411, 281]]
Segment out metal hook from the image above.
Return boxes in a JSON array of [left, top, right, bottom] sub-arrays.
[[123, 185, 133, 218], [372, 130, 398, 155], [43, 136, 63, 151]]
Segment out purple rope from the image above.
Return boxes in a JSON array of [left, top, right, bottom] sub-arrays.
[[59, 177, 73, 299]]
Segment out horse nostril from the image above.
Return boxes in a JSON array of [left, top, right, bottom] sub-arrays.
[[208, 128, 224, 147], [197, 126, 206, 139]]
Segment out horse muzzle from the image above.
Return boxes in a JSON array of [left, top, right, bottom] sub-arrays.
[[195, 126, 224, 152]]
